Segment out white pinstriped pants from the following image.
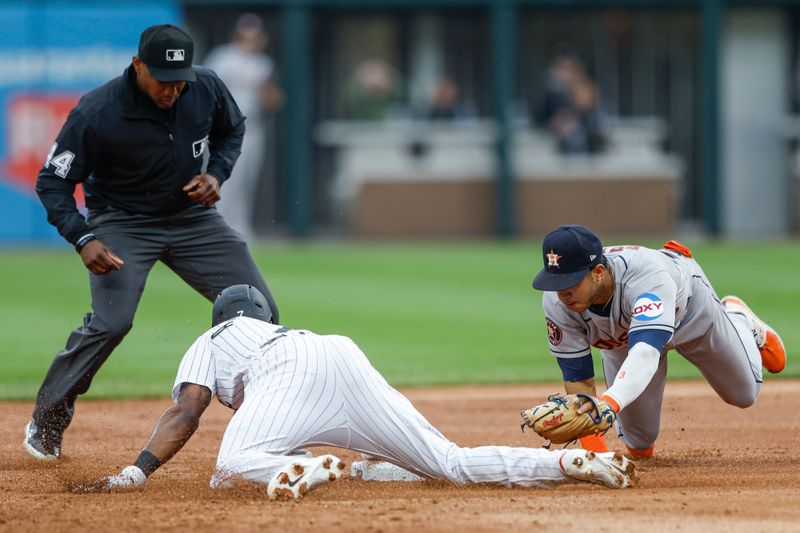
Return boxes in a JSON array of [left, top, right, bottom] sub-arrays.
[[211, 332, 566, 488]]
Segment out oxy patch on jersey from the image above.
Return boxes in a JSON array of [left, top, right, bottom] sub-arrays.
[[632, 293, 664, 321], [546, 318, 563, 346]]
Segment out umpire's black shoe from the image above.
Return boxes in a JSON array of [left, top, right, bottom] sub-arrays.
[[23, 421, 62, 461]]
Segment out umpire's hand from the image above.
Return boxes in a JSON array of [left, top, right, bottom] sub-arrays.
[[80, 239, 124, 275], [184, 173, 221, 207]]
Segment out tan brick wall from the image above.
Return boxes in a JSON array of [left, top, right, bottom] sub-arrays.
[[354, 178, 676, 237]]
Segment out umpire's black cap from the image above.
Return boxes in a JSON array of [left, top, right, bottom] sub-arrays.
[[532, 225, 603, 291], [138, 24, 196, 82]]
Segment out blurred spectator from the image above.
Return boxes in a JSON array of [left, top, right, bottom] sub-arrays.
[[204, 13, 283, 240], [535, 47, 608, 154], [423, 75, 477, 121], [535, 49, 582, 126], [343, 59, 404, 120], [558, 75, 608, 154]]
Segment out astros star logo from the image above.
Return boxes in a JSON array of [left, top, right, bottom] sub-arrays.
[[546, 249, 562, 268]]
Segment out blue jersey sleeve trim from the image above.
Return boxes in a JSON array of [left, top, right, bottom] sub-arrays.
[[551, 348, 592, 357], [628, 329, 672, 353], [629, 324, 674, 332], [556, 354, 595, 381]]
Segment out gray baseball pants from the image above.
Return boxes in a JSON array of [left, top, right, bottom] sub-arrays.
[[32, 204, 278, 431], [601, 257, 762, 451]]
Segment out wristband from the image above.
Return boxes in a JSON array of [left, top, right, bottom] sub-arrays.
[[134, 450, 162, 477], [599, 394, 621, 413], [74, 233, 97, 253]]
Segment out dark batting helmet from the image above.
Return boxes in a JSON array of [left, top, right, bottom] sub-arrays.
[[212, 284, 272, 326]]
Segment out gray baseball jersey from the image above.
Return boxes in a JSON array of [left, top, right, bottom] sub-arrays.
[[542, 245, 763, 450], [174, 317, 570, 488]]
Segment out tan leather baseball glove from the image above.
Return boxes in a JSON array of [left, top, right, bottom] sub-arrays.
[[520, 394, 616, 444]]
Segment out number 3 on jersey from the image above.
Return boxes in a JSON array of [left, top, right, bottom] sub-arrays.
[[45, 142, 75, 178]]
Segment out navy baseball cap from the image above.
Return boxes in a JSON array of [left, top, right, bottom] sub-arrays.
[[138, 24, 196, 82], [532, 225, 603, 291]]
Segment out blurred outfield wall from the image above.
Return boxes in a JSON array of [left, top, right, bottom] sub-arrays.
[[0, 0, 179, 244], [2, 1, 799, 243]]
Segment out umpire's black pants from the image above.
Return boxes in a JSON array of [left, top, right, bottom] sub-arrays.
[[32, 205, 278, 431]]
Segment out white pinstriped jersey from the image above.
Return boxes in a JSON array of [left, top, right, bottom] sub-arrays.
[[172, 317, 289, 409], [173, 317, 575, 489], [542, 246, 693, 359]]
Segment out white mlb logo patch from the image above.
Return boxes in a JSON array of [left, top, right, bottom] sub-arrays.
[[166, 49, 185, 61], [192, 135, 208, 158]]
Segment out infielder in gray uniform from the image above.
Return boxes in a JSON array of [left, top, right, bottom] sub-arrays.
[[80, 284, 637, 499], [531, 225, 787, 458], [24, 24, 278, 463]]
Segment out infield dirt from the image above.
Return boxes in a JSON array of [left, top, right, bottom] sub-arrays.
[[2, 381, 799, 532]]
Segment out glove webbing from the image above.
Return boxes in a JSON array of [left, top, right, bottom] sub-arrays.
[[575, 393, 606, 424], [520, 394, 578, 449]]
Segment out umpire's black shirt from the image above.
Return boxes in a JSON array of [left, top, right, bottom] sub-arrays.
[[36, 65, 245, 246]]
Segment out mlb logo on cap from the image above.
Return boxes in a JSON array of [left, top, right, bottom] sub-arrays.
[[166, 49, 185, 61], [138, 24, 196, 82], [532, 225, 603, 291]]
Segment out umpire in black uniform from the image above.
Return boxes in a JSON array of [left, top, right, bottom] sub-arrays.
[[24, 24, 279, 461]]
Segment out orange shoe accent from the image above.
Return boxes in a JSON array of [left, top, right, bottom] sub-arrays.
[[579, 434, 609, 453], [625, 445, 654, 459], [663, 240, 693, 258], [722, 295, 787, 374], [761, 330, 787, 373]]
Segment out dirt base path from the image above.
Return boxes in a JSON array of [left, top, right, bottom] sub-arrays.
[[2, 381, 799, 532]]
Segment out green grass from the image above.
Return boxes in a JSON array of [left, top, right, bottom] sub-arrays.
[[1, 239, 798, 400]]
